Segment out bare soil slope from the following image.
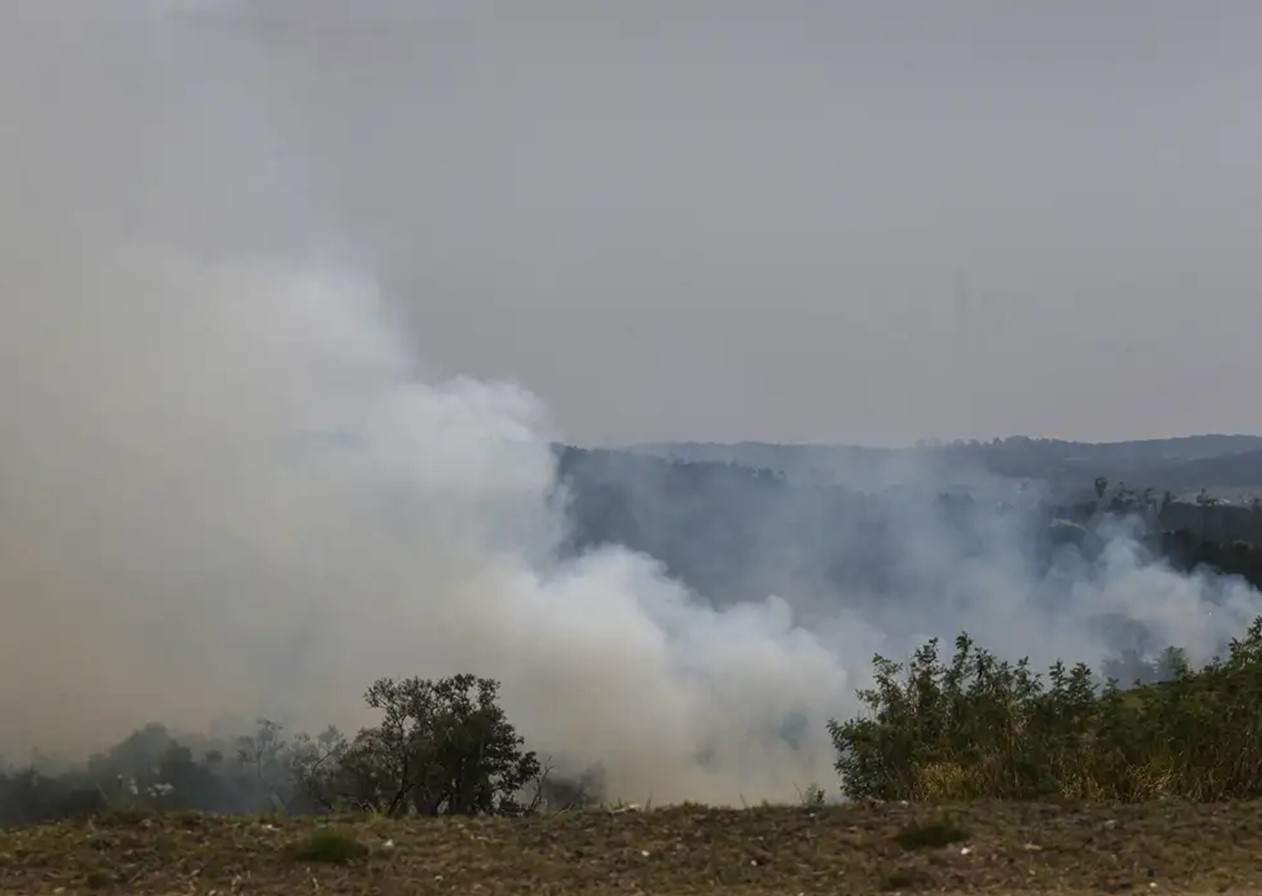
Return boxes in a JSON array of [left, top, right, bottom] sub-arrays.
[[3, 801, 1262, 895]]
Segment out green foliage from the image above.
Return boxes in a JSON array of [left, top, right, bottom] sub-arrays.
[[233, 720, 350, 814], [894, 817, 970, 850], [1, 674, 539, 826], [1162, 530, 1262, 591], [795, 782, 826, 808], [828, 615, 1262, 802], [336, 673, 541, 817], [288, 828, 369, 864]]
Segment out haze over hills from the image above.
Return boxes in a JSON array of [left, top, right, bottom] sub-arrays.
[[6, 0, 1262, 832], [551, 435, 1262, 653], [624, 434, 1262, 500]]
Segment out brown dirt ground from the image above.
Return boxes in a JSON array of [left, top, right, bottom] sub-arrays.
[[3, 800, 1262, 895]]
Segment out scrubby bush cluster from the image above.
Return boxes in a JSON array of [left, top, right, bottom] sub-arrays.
[[0, 673, 574, 827], [829, 616, 1262, 802], [8, 533, 1262, 825], [822, 531, 1262, 803], [11, 617, 1262, 824]]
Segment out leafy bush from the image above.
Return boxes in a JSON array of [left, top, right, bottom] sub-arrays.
[[828, 616, 1262, 801], [0, 674, 542, 826], [335, 673, 541, 817], [289, 829, 369, 864], [895, 817, 970, 850]]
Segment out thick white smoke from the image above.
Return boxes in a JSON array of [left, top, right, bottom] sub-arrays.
[[0, 243, 863, 801], [1, 2, 1260, 804]]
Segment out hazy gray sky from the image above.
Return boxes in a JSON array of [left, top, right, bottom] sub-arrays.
[[13, 1, 1262, 445]]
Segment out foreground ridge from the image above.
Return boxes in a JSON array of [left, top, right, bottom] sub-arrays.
[[3, 801, 1262, 895]]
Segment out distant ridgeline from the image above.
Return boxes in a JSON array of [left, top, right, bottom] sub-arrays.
[[551, 443, 1262, 600], [626, 434, 1262, 496]]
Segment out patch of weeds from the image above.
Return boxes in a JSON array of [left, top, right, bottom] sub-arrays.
[[95, 806, 152, 828], [85, 833, 115, 852], [85, 870, 114, 890], [333, 810, 378, 825], [173, 811, 208, 829], [795, 782, 827, 807], [289, 828, 370, 865], [895, 817, 970, 850], [878, 866, 933, 891]]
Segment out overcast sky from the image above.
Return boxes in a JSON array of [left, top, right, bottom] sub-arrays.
[[9, 1, 1262, 446]]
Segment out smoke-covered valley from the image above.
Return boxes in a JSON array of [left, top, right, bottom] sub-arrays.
[[3, 2, 1262, 812]]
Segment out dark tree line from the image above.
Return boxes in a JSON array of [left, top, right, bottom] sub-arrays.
[[0, 674, 574, 828], [9, 449, 1262, 825]]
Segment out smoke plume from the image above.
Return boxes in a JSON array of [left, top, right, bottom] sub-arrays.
[[1, 2, 1259, 805]]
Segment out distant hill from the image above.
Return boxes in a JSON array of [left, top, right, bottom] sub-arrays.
[[553, 444, 1079, 614], [624, 435, 1262, 498], [551, 440, 1262, 606], [1131, 448, 1262, 494]]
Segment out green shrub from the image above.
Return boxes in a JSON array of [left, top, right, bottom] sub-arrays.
[[289, 829, 370, 864], [895, 817, 970, 850], [828, 615, 1262, 802]]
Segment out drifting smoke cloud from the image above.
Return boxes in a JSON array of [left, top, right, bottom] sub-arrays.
[[1, 2, 1260, 804]]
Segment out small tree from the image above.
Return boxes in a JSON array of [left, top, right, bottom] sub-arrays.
[[235, 719, 288, 810], [285, 726, 350, 813], [339, 674, 539, 817]]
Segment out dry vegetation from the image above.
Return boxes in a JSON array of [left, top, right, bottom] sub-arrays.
[[9, 569, 1262, 893], [7, 801, 1262, 895]]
